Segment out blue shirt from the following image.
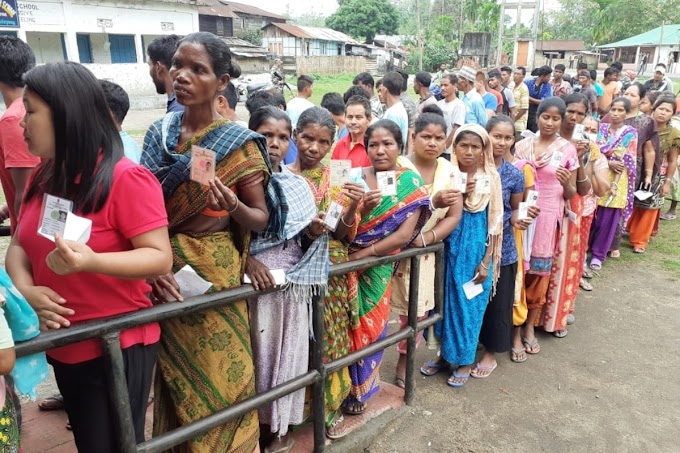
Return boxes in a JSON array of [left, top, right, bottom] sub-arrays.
[[119, 131, 142, 163], [462, 89, 488, 127], [482, 92, 498, 112], [283, 138, 298, 165], [167, 94, 184, 113], [524, 79, 552, 116], [498, 160, 525, 266]]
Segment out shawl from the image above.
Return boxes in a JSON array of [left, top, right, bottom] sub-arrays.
[[597, 123, 638, 223], [450, 124, 504, 292]]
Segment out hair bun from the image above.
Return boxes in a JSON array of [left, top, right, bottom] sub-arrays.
[[229, 62, 241, 79]]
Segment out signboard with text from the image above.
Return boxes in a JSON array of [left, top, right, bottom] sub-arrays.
[[18, 1, 65, 26], [0, 0, 20, 28]]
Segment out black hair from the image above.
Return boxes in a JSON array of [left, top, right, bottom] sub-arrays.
[[537, 96, 567, 117], [454, 130, 483, 147], [395, 69, 409, 92], [23, 62, 124, 214], [248, 105, 292, 135], [554, 64, 566, 72], [421, 104, 444, 116], [246, 89, 287, 114], [563, 92, 590, 113], [345, 95, 371, 117], [530, 68, 539, 77], [296, 106, 336, 139], [577, 62, 588, 70], [626, 82, 646, 99], [365, 119, 404, 153], [516, 66, 527, 76], [321, 92, 345, 116], [224, 83, 238, 109], [486, 115, 515, 135], [297, 74, 314, 92], [0, 36, 36, 88], [147, 34, 181, 69], [415, 71, 432, 87], [611, 61, 623, 71], [178, 32, 239, 79], [343, 85, 370, 103], [500, 66, 512, 74], [488, 70, 502, 80], [652, 94, 677, 112], [537, 65, 552, 77], [353, 72, 375, 89], [656, 63, 667, 71], [99, 80, 130, 126], [604, 67, 617, 78], [646, 91, 662, 106], [589, 69, 597, 82], [382, 72, 403, 96], [610, 96, 631, 113], [414, 112, 447, 135], [442, 74, 458, 85], [578, 70, 591, 79]]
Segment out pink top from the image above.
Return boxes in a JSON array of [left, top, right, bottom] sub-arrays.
[[18, 158, 168, 364]]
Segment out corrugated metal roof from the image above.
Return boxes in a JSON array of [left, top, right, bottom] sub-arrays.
[[536, 40, 585, 51], [222, 1, 287, 20], [263, 23, 357, 43], [221, 37, 270, 57], [263, 23, 315, 39], [599, 24, 680, 48], [198, 0, 238, 18]]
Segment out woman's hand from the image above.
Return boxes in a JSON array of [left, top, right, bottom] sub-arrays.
[[21, 285, 74, 331], [465, 176, 476, 195], [342, 182, 365, 209], [661, 180, 671, 196], [609, 182, 618, 198], [643, 174, 653, 190], [0, 204, 9, 224], [46, 235, 96, 275], [473, 262, 489, 284], [555, 167, 571, 188], [608, 160, 624, 174], [149, 272, 183, 303], [431, 189, 462, 209], [309, 213, 326, 237], [360, 189, 382, 218], [245, 256, 276, 291], [575, 140, 590, 159], [207, 178, 239, 211]]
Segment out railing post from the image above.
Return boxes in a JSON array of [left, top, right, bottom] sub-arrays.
[[311, 294, 326, 453], [101, 332, 138, 453], [428, 247, 445, 350], [404, 255, 421, 405]]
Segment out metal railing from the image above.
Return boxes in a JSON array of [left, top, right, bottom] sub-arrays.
[[14, 243, 445, 453]]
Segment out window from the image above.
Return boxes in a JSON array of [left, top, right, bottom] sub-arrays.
[[216, 18, 224, 36]]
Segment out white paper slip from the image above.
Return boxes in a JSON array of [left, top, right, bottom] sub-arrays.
[[634, 190, 654, 201], [549, 151, 564, 168], [174, 265, 213, 299], [566, 209, 577, 224], [190, 146, 216, 186], [518, 202, 529, 220], [323, 201, 344, 232], [475, 175, 491, 195], [329, 160, 352, 187], [376, 171, 397, 197], [520, 130, 536, 139], [244, 269, 286, 286], [452, 171, 468, 193], [574, 124, 586, 140], [462, 278, 484, 300], [526, 189, 539, 207], [38, 194, 73, 241], [63, 212, 92, 244]]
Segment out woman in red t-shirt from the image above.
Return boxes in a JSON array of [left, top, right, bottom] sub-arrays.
[[5, 62, 172, 452]]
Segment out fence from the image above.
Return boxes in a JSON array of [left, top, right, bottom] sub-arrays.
[[292, 56, 367, 76], [14, 242, 445, 453]]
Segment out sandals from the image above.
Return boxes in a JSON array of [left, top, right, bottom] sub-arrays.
[[470, 363, 497, 379], [579, 278, 593, 291], [510, 347, 527, 363], [38, 394, 65, 411], [590, 258, 602, 271], [420, 359, 449, 376], [522, 336, 541, 354], [446, 369, 470, 388], [608, 250, 621, 259], [582, 269, 593, 279], [633, 247, 645, 254], [553, 329, 568, 338], [660, 213, 677, 220], [264, 437, 295, 453], [394, 377, 405, 389], [344, 401, 367, 416]]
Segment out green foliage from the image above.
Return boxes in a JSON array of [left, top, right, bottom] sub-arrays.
[[406, 15, 459, 71], [237, 28, 262, 46], [326, 0, 400, 43], [290, 12, 327, 27]]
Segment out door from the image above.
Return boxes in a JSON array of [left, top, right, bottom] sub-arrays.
[[109, 34, 137, 63], [76, 34, 93, 63], [517, 41, 529, 66]]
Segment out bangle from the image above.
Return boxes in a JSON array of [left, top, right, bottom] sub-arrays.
[[480, 261, 489, 270], [304, 227, 319, 240], [429, 196, 436, 211], [611, 182, 618, 187], [431, 230, 438, 243], [577, 175, 590, 183], [420, 231, 428, 247], [341, 215, 355, 228], [227, 197, 240, 213], [372, 243, 380, 256]]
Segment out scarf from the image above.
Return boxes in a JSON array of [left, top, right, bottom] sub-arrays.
[[450, 124, 504, 293]]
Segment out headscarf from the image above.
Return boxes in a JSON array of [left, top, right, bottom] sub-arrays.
[[450, 124, 504, 293]]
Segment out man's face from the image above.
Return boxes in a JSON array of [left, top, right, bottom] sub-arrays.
[[457, 78, 469, 92], [147, 57, 166, 95], [500, 70, 511, 85], [578, 75, 589, 86], [440, 64, 447, 71], [540, 73, 551, 84], [654, 70, 664, 82], [377, 84, 386, 103], [553, 69, 563, 80], [345, 104, 371, 137], [413, 80, 421, 94], [488, 76, 500, 90], [356, 81, 373, 97], [513, 70, 524, 86]]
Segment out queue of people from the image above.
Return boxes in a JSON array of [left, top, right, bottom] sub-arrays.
[[0, 32, 679, 453]]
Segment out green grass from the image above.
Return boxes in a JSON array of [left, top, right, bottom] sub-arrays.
[[283, 73, 357, 105]]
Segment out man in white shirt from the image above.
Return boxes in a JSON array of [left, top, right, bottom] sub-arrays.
[[457, 66, 488, 127], [379, 71, 409, 151], [287, 74, 315, 128], [437, 74, 466, 158]]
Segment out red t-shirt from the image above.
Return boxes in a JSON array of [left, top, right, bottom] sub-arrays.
[[490, 88, 503, 107], [331, 134, 371, 168], [0, 99, 41, 231], [18, 158, 168, 364]]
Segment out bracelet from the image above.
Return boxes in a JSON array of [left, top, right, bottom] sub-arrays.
[[428, 196, 436, 211], [341, 215, 355, 228], [420, 231, 428, 247], [480, 261, 490, 270], [431, 230, 438, 243], [611, 182, 619, 187], [304, 227, 320, 240], [577, 175, 590, 183], [227, 197, 240, 213], [372, 243, 380, 256]]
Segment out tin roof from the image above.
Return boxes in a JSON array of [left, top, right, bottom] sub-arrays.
[[262, 22, 356, 43], [599, 24, 680, 48], [222, 1, 287, 20]]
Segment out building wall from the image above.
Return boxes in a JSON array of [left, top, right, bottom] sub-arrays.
[[25, 31, 64, 62], [263, 34, 344, 57]]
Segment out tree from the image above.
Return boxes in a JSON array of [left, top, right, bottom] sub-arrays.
[[326, 0, 400, 43], [291, 12, 327, 27]]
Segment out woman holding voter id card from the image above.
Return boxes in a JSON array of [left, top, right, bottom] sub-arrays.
[[6, 62, 172, 452], [513, 97, 579, 355], [422, 124, 503, 388], [142, 33, 270, 453]]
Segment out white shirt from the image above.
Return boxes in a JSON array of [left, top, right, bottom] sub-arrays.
[[437, 97, 466, 137], [383, 101, 409, 150], [286, 97, 315, 128]]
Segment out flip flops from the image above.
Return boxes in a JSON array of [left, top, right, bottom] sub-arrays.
[[579, 278, 593, 291], [446, 369, 470, 388], [522, 336, 541, 354], [590, 258, 602, 271], [660, 213, 677, 220], [633, 247, 645, 254], [471, 363, 497, 379], [510, 347, 527, 363], [420, 359, 449, 376]]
